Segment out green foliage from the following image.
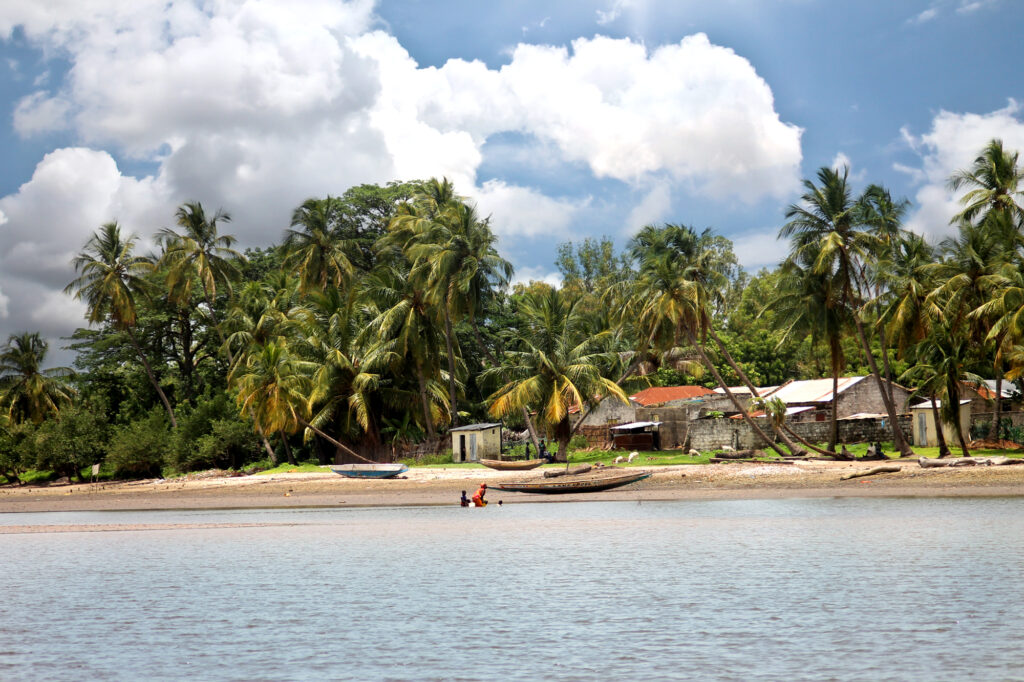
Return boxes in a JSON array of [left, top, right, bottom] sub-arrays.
[[194, 418, 261, 470], [33, 406, 107, 481], [106, 412, 170, 478]]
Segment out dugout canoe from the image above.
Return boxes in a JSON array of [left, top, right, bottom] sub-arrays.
[[493, 471, 651, 494], [329, 463, 409, 479], [479, 458, 545, 471]]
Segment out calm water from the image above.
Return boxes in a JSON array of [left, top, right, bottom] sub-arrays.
[[2, 498, 1023, 681]]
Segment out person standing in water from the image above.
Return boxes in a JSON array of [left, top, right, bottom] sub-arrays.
[[471, 483, 488, 507], [460, 490, 470, 507]]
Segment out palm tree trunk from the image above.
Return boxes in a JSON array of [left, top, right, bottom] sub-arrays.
[[704, 326, 805, 456], [469, 314, 542, 452], [947, 381, 970, 458], [877, 323, 899, 411], [280, 430, 296, 465], [852, 314, 913, 456], [415, 365, 436, 439], [991, 369, 1003, 441], [554, 417, 571, 463], [442, 301, 459, 427], [684, 328, 788, 457], [125, 327, 177, 429], [782, 424, 837, 456], [299, 419, 376, 463], [930, 395, 951, 457], [829, 370, 839, 453], [256, 422, 277, 464]]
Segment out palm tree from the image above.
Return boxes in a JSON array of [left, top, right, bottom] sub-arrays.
[[361, 263, 451, 438], [405, 198, 513, 426], [64, 222, 177, 428], [484, 287, 627, 462], [780, 166, 912, 456], [159, 202, 244, 352], [949, 138, 1024, 228], [282, 196, 356, 293], [626, 224, 799, 456], [0, 332, 76, 424], [771, 250, 848, 453]]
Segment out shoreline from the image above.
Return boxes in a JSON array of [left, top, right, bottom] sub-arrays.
[[2, 460, 1024, 516]]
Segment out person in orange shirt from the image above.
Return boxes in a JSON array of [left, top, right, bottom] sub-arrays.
[[471, 483, 488, 507]]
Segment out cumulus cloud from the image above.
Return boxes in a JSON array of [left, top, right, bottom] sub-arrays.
[[900, 100, 1024, 242], [625, 182, 672, 233], [510, 265, 563, 288], [732, 228, 789, 271], [831, 151, 867, 182], [0, 1, 802, 354]]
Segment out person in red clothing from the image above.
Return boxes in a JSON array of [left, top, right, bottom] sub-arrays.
[[471, 483, 488, 507]]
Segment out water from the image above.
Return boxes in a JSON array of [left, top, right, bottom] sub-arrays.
[[2, 498, 1023, 681]]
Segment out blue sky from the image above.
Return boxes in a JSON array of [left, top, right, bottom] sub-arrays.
[[0, 0, 1023, 357]]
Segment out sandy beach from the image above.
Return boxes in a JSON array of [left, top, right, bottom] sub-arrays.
[[2, 459, 1024, 520]]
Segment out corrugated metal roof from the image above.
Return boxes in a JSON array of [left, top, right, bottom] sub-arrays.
[[764, 376, 867, 404], [630, 385, 715, 406], [611, 421, 663, 430], [449, 422, 502, 432]]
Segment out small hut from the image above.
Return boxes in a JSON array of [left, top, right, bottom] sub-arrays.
[[450, 423, 502, 462], [610, 421, 662, 450], [910, 400, 971, 447]]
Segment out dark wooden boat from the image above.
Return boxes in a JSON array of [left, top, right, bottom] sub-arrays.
[[493, 471, 651, 494], [329, 463, 408, 479], [479, 458, 545, 471]]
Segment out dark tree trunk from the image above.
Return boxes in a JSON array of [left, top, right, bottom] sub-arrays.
[[125, 326, 177, 429], [829, 370, 839, 453], [280, 430, 296, 465], [415, 365, 436, 439], [442, 300, 459, 428], [930, 395, 952, 458], [684, 328, 788, 457], [991, 370, 1003, 441], [554, 417, 571, 463], [852, 315, 912, 456], [704, 326, 805, 456]]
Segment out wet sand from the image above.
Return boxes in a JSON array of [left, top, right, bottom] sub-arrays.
[[2, 459, 1023, 518]]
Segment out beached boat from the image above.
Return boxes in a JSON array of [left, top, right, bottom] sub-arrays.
[[329, 463, 409, 479], [479, 458, 545, 471], [493, 471, 651, 494]]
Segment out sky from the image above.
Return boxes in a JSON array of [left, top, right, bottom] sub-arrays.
[[1, 0, 1023, 364]]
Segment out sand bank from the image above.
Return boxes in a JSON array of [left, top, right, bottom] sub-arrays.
[[2, 459, 1024, 515]]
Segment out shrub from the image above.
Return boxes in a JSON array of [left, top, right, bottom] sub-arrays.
[[168, 393, 247, 472], [194, 418, 261, 470], [106, 412, 169, 479], [34, 406, 107, 481], [569, 434, 588, 450]]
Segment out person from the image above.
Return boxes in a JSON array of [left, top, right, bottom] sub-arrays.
[[460, 490, 470, 507], [539, 439, 552, 463], [471, 483, 488, 507]]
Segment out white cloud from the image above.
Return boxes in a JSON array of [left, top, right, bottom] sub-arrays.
[[831, 151, 867, 182], [511, 265, 563, 288], [901, 100, 1024, 241], [910, 8, 939, 23], [0, 2, 802, 352], [0, 286, 9, 319], [732, 228, 789, 271], [470, 180, 587, 239], [625, 182, 672, 234], [596, 0, 636, 25], [13, 90, 70, 135]]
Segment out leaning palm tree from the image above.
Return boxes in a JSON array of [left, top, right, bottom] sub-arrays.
[[64, 222, 177, 427], [0, 332, 76, 424], [626, 223, 800, 456], [484, 287, 627, 462], [780, 166, 912, 456]]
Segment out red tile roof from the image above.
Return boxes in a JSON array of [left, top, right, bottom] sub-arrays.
[[630, 385, 715, 406]]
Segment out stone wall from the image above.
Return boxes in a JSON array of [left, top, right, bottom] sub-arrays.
[[687, 415, 913, 451]]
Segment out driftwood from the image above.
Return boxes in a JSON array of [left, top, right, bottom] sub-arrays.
[[919, 456, 1024, 468], [713, 449, 764, 459], [840, 465, 901, 480], [543, 464, 592, 478], [710, 458, 795, 465]]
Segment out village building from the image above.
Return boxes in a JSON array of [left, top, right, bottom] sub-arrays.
[[757, 376, 912, 422], [910, 400, 971, 448], [450, 423, 502, 462]]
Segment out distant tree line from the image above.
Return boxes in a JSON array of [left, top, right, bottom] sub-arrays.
[[1, 139, 1022, 481]]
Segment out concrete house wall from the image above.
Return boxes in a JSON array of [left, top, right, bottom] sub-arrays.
[[579, 397, 636, 427], [451, 424, 501, 462]]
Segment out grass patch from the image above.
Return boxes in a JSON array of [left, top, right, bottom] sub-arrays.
[[253, 462, 331, 475]]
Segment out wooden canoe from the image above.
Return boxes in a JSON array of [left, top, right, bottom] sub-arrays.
[[329, 463, 408, 479], [493, 471, 651, 494], [479, 458, 545, 471]]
